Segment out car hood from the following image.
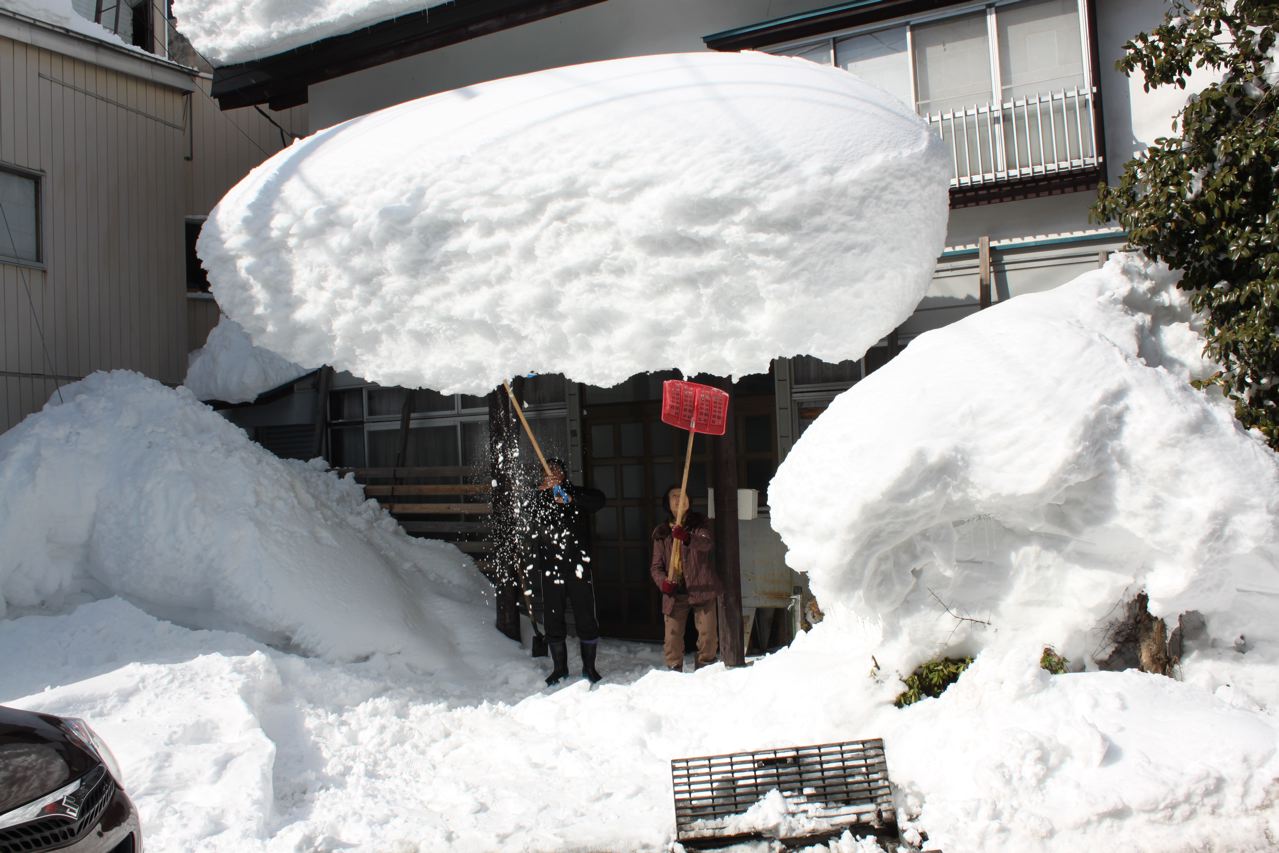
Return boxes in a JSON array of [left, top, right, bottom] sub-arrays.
[[0, 705, 98, 816]]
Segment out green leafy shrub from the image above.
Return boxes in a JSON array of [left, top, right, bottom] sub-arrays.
[[894, 657, 973, 707], [1040, 646, 1069, 675]]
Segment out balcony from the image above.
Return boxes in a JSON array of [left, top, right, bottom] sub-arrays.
[[926, 86, 1102, 203]]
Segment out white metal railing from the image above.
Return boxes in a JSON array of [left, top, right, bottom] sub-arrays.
[[925, 87, 1099, 188]]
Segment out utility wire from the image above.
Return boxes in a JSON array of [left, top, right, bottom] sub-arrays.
[[0, 202, 65, 405]]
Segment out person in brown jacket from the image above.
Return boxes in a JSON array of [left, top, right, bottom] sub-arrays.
[[650, 484, 722, 671]]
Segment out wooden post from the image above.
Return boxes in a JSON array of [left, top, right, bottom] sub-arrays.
[[489, 385, 521, 641], [394, 390, 413, 468], [978, 235, 992, 309], [710, 377, 744, 667], [311, 366, 332, 461]]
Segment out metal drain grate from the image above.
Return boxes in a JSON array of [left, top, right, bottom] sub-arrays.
[[671, 738, 897, 848]]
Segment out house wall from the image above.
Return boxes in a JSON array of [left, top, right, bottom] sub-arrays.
[[0, 23, 191, 431], [308, 0, 844, 130], [305, 0, 1193, 264], [0, 13, 307, 432]]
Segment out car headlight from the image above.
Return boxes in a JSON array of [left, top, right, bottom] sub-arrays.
[[62, 718, 125, 788]]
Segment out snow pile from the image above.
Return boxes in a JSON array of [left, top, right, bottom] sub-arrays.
[[0, 371, 513, 668], [169, 0, 452, 65], [771, 253, 1279, 670], [184, 316, 311, 403], [199, 51, 951, 394], [2, 601, 1277, 851], [2, 0, 133, 47]]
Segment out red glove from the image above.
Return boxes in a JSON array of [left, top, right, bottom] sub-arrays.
[[661, 579, 678, 595], [670, 524, 690, 543]]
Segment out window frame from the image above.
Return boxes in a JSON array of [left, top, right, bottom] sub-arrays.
[[766, 0, 1093, 121], [0, 163, 44, 269]]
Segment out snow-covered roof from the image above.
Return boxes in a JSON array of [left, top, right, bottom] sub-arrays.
[[169, 0, 453, 66], [3, 0, 133, 49], [198, 51, 950, 394]]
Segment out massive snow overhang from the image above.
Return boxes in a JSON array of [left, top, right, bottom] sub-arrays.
[[198, 52, 952, 395], [207, 0, 605, 110]]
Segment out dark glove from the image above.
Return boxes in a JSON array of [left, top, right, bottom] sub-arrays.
[[660, 579, 678, 595], [670, 524, 690, 543]]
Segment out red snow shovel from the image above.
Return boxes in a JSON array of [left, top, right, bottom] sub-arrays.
[[660, 380, 729, 583]]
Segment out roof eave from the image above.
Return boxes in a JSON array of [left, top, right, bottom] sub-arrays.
[[210, 0, 607, 111]]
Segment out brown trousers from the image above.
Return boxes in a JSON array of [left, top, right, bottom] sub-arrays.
[[664, 597, 719, 670]]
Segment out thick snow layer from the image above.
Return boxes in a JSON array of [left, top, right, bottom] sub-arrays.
[[184, 316, 311, 403], [2, 602, 1276, 851], [199, 51, 951, 395], [2, 0, 132, 48], [771, 253, 1279, 671], [169, 0, 451, 65], [0, 371, 513, 668]]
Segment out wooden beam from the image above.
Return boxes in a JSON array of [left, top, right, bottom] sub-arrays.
[[979, 235, 992, 309], [363, 483, 491, 496], [399, 520, 492, 535], [384, 502, 492, 515], [312, 366, 332, 460], [336, 466, 478, 478], [711, 377, 745, 668]]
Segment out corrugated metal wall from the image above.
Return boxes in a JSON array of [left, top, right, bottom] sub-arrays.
[[0, 21, 307, 432], [0, 33, 187, 430]]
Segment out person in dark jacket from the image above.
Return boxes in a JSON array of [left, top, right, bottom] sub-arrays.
[[527, 457, 607, 685], [650, 484, 721, 671]]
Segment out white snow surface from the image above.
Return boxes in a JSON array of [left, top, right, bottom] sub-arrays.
[[3, 602, 1277, 851], [1, 0, 132, 47], [184, 316, 311, 403], [2, 261, 1279, 849], [0, 371, 511, 669], [169, 0, 451, 65], [771, 253, 1279, 673], [198, 51, 951, 395]]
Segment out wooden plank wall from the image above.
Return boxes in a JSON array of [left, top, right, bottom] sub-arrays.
[[0, 24, 308, 432]]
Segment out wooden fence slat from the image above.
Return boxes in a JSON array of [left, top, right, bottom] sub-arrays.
[[363, 483, 491, 497], [337, 466, 479, 479], [385, 502, 493, 515], [399, 521, 492, 534]]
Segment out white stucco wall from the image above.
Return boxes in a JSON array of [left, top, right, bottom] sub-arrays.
[[305, 0, 1212, 260], [308, 0, 839, 130]]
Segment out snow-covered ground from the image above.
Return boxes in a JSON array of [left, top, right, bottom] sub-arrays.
[[3, 256, 1278, 851], [198, 52, 950, 394]]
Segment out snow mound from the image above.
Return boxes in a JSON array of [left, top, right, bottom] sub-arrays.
[[771, 253, 1279, 669], [199, 51, 951, 395], [0, 371, 513, 668], [184, 316, 311, 403]]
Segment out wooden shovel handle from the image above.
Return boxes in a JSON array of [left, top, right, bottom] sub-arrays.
[[669, 426, 696, 583], [503, 381, 553, 478]]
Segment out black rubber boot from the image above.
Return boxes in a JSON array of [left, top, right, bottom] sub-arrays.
[[545, 641, 569, 686], [581, 640, 603, 684]]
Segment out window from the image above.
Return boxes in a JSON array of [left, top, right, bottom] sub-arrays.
[[836, 26, 911, 108], [772, 0, 1095, 187], [913, 12, 993, 116], [0, 167, 41, 265], [998, 0, 1085, 100], [185, 217, 210, 291]]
